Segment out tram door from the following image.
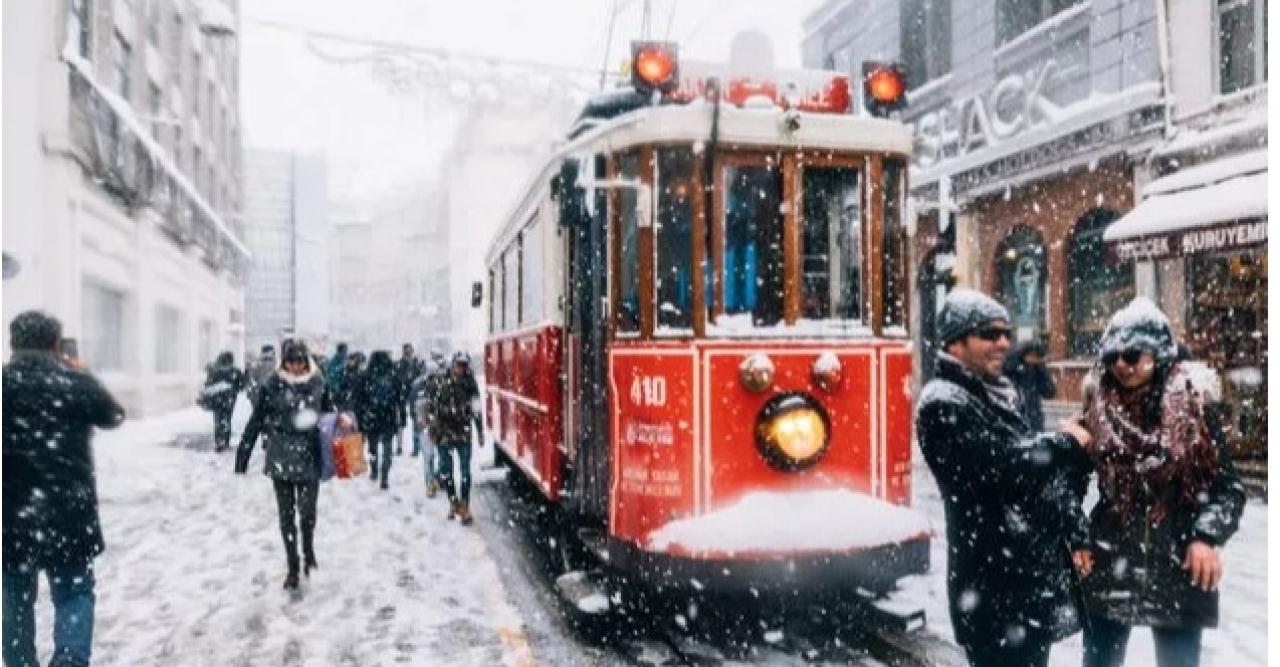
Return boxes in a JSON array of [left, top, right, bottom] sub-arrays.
[[561, 156, 611, 525]]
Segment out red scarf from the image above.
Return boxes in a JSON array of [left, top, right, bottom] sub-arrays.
[[1084, 363, 1218, 523]]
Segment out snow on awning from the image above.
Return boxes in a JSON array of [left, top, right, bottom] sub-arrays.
[[646, 488, 932, 558], [1104, 150, 1267, 262]]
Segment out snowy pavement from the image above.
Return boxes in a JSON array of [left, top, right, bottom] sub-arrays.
[[898, 449, 1269, 667], [31, 401, 535, 667]]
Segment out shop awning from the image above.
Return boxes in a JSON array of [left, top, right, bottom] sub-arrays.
[[1105, 150, 1267, 262]]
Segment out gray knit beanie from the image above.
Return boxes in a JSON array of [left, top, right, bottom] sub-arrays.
[[937, 288, 1010, 345]]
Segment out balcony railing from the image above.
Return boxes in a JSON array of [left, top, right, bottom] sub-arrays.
[[64, 46, 249, 281]]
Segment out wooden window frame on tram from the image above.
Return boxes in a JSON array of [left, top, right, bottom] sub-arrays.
[[601, 145, 903, 342]]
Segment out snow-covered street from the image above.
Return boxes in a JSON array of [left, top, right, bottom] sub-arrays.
[[31, 402, 534, 667], [899, 449, 1269, 667], [26, 403, 1269, 666]]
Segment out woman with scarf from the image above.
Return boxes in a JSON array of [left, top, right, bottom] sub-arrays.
[[1075, 298, 1245, 667], [234, 338, 342, 590]]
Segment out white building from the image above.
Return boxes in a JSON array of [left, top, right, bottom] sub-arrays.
[[242, 150, 330, 354], [3, 0, 248, 416], [443, 104, 577, 356], [328, 185, 449, 353]]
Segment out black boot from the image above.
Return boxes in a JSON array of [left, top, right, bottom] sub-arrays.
[[304, 552, 318, 577], [284, 568, 300, 590]]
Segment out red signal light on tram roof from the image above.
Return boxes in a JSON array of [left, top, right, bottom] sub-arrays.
[[631, 41, 679, 95], [861, 61, 906, 117]]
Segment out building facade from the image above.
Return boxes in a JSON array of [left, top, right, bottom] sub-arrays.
[[4, 0, 248, 416], [803, 0, 1267, 476], [242, 150, 330, 355]]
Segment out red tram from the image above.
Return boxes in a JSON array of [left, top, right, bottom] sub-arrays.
[[482, 43, 930, 597]]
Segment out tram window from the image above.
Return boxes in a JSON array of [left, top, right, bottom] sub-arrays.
[[724, 163, 784, 326], [657, 147, 694, 331], [499, 253, 508, 331], [801, 167, 863, 321], [882, 158, 905, 327], [522, 220, 543, 323], [488, 269, 495, 333], [503, 246, 519, 330], [617, 150, 641, 333]]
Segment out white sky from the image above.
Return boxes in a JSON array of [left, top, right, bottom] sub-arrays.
[[240, 0, 827, 203]]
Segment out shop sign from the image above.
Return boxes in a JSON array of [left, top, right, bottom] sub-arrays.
[[1110, 220, 1267, 262], [912, 62, 1071, 169]]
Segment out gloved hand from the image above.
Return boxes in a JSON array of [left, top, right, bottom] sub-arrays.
[[234, 443, 251, 474]]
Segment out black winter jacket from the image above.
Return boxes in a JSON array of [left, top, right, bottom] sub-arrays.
[[916, 353, 1090, 650], [1003, 341, 1056, 431], [235, 367, 333, 482], [431, 371, 480, 445], [201, 362, 245, 413], [350, 367, 403, 436], [3, 351, 125, 568]]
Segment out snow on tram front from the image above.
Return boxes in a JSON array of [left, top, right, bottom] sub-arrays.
[[482, 38, 931, 601]]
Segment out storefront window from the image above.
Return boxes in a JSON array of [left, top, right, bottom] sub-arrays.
[[997, 0, 1082, 45], [801, 166, 862, 320], [657, 147, 694, 330], [995, 226, 1047, 340], [617, 150, 641, 333], [1218, 0, 1268, 94], [723, 161, 784, 326], [82, 279, 125, 372], [901, 0, 952, 88], [1186, 252, 1267, 461], [1068, 208, 1134, 357]]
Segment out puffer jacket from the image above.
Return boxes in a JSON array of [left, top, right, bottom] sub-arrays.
[[235, 366, 333, 482], [201, 362, 245, 413]]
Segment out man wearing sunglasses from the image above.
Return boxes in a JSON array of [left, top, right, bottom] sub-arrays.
[[916, 288, 1094, 667]]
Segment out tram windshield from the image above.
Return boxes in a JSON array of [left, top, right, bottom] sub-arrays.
[[609, 145, 902, 339]]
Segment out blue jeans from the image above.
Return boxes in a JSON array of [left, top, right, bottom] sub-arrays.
[[411, 428, 423, 457], [1084, 616, 1203, 667], [437, 441, 473, 504], [2, 562, 96, 667], [420, 429, 437, 484]]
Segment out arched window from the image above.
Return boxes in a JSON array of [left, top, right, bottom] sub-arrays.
[[995, 226, 1047, 341], [1068, 208, 1134, 356]]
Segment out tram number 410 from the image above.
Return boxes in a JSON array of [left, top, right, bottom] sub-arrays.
[[629, 375, 668, 407]]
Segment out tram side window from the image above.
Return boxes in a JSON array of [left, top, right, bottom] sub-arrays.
[[522, 220, 543, 324], [498, 254, 508, 331], [503, 246, 519, 330], [488, 269, 495, 333], [882, 158, 906, 328], [724, 163, 784, 326], [801, 167, 862, 321], [617, 150, 641, 333], [657, 147, 694, 331]]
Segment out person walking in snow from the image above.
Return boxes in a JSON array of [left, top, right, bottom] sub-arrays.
[[234, 338, 338, 590], [431, 351, 482, 524], [350, 350, 402, 490], [324, 342, 349, 407], [201, 351, 246, 452], [1075, 298, 1245, 667], [411, 356, 446, 498], [395, 343, 426, 456], [3, 311, 125, 667], [247, 344, 277, 404], [915, 289, 1094, 667], [1003, 339, 1056, 432]]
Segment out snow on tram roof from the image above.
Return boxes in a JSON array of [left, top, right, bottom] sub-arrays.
[[484, 103, 913, 264]]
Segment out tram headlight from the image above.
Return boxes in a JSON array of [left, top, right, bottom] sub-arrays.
[[754, 393, 831, 472]]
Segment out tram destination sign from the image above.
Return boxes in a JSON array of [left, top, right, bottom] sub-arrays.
[[1108, 219, 1267, 263]]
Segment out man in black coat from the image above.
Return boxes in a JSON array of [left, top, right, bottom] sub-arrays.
[[3, 311, 125, 667], [395, 343, 426, 455], [201, 350, 246, 452], [915, 289, 1093, 667], [1003, 339, 1056, 432]]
